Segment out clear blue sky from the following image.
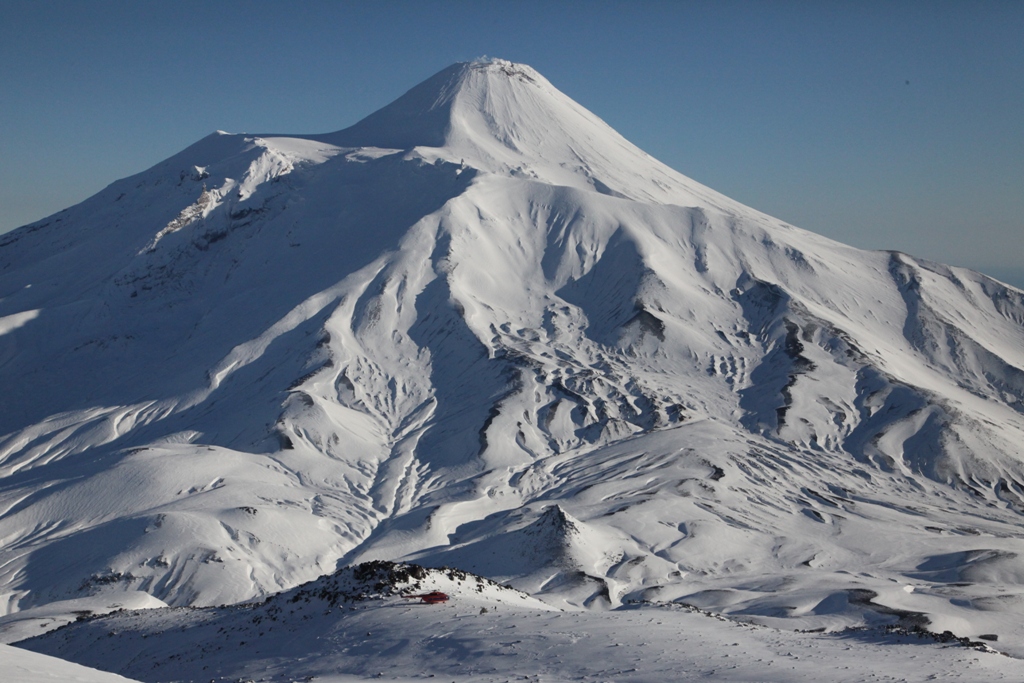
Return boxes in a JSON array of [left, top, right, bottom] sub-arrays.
[[2, 0, 1022, 286]]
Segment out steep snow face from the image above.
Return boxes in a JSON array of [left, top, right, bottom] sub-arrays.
[[1, 60, 1024, 652], [321, 59, 740, 209]]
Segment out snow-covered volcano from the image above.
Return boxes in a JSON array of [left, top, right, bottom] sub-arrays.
[[2, 59, 1024, 653]]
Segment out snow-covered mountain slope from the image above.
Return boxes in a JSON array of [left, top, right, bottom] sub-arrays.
[[2, 643, 144, 683], [16, 563, 1018, 683], [2, 58, 1024, 655], [0, 592, 166, 645]]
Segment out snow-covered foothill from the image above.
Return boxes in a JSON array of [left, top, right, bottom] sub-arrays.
[[14, 566, 1020, 683]]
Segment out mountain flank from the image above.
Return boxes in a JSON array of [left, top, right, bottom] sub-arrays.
[[1, 58, 1023, 656]]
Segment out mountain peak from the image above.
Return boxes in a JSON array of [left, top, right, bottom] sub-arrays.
[[467, 57, 543, 81], [320, 58, 546, 150], [322, 58, 734, 207]]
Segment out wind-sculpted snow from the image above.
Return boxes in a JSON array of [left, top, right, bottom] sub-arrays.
[[2, 59, 1024, 671]]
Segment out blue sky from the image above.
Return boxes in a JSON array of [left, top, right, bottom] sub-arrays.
[[2, 0, 1022, 286]]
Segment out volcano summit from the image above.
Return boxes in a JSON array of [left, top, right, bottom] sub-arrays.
[[2, 60, 1024, 670]]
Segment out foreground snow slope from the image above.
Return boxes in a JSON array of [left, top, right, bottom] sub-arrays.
[[2, 643, 144, 683], [2, 59, 1024, 657], [16, 564, 1019, 683]]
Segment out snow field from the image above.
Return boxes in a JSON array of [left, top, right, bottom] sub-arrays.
[[1, 58, 1023, 679], [16, 583, 1021, 683]]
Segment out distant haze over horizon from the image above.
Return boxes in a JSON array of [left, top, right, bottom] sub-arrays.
[[2, 1, 1021, 288]]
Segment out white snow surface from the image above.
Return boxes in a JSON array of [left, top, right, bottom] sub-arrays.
[[2, 59, 1024, 678], [0, 592, 167, 644], [13, 562, 1020, 683], [1, 643, 143, 683]]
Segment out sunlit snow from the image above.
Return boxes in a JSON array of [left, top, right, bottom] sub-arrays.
[[2, 59, 1023, 681]]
